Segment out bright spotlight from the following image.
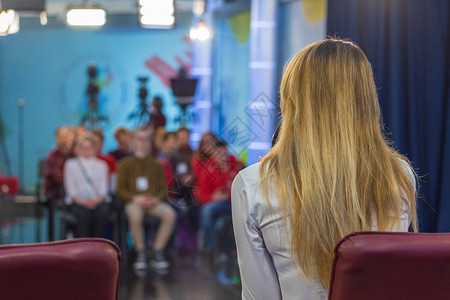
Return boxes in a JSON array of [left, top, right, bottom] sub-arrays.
[[190, 22, 211, 41]]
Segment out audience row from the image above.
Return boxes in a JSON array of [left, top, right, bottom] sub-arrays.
[[44, 125, 244, 270]]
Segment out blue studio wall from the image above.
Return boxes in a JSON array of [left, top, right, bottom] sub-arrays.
[[0, 21, 191, 190], [212, 2, 326, 164], [213, 12, 251, 162]]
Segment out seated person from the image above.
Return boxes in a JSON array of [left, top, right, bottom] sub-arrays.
[[45, 126, 75, 203], [117, 127, 176, 270], [196, 140, 244, 251], [92, 129, 117, 192], [109, 127, 133, 162], [168, 127, 197, 227], [191, 132, 217, 183], [63, 133, 109, 238], [158, 131, 177, 160], [168, 127, 194, 193]]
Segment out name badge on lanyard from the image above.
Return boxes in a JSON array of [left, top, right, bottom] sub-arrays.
[[136, 176, 149, 191], [176, 163, 188, 175]]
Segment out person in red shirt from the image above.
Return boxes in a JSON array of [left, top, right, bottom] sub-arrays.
[[196, 140, 244, 250], [44, 126, 75, 241], [92, 129, 117, 192], [191, 132, 217, 202], [45, 126, 75, 202]]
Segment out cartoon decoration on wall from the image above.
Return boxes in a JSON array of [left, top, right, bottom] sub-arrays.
[[59, 58, 126, 127]]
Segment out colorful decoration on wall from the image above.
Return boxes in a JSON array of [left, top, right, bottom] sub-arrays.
[[145, 35, 192, 87], [227, 12, 250, 44], [301, 0, 327, 24], [58, 58, 127, 124]]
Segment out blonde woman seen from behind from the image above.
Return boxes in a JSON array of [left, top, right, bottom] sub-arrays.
[[231, 39, 418, 300]]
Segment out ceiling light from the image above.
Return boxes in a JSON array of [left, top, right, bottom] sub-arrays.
[[138, 0, 174, 29], [193, 0, 206, 16], [0, 9, 20, 36], [66, 5, 106, 27]]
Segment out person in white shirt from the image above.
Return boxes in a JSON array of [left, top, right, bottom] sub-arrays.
[[64, 133, 109, 238], [231, 39, 418, 300]]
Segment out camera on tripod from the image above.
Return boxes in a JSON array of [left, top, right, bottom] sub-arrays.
[[128, 76, 151, 126], [80, 63, 108, 129]]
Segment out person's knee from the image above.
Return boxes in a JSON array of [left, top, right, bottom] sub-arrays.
[[162, 205, 177, 224], [125, 203, 144, 224]]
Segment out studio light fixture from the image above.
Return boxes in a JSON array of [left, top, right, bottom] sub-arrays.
[[66, 4, 106, 27], [138, 0, 175, 29], [190, 21, 211, 41], [192, 0, 206, 17], [0, 9, 19, 36]]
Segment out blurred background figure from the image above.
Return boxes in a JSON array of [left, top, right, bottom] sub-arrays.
[[148, 96, 166, 130], [192, 132, 217, 185], [117, 128, 176, 271], [74, 126, 87, 142], [109, 127, 134, 162], [194, 138, 243, 252], [168, 127, 197, 252], [92, 129, 117, 192], [63, 133, 109, 238], [169, 127, 195, 207], [45, 126, 75, 204]]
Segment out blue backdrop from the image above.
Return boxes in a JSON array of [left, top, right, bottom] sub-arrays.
[[327, 0, 450, 232]]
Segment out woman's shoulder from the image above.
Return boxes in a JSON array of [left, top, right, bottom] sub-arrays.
[[235, 162, 262, 188], [397, 158, 416, 189]]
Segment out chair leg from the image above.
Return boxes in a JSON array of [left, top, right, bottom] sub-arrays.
[[119, 213, 129, 268]]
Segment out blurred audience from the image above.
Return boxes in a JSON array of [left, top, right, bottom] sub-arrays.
[[42, 124, 240, 266], [117, 127, 176, 270], [45, 126, 75, 203], [63, 133, 109, 238], [109, 127, 134, 162]]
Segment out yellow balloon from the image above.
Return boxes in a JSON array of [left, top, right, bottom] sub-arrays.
[[301, 0, 327, 24]]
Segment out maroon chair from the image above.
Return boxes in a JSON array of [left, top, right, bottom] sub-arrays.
[[0, 238, 121, 300], [329, 232, 450, 300]]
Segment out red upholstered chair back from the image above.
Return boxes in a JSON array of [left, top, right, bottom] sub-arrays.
[[0, 238, 121, 300], [329, 232, 450, 300]]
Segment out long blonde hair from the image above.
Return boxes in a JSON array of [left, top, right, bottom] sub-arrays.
[[259, 39, 418, 287]]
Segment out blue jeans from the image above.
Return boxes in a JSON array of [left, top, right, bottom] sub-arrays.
[[200, 201, 231, 249]]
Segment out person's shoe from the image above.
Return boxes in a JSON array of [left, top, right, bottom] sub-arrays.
[[133, 251, 148, 270], [150, 251, 170, 269]]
